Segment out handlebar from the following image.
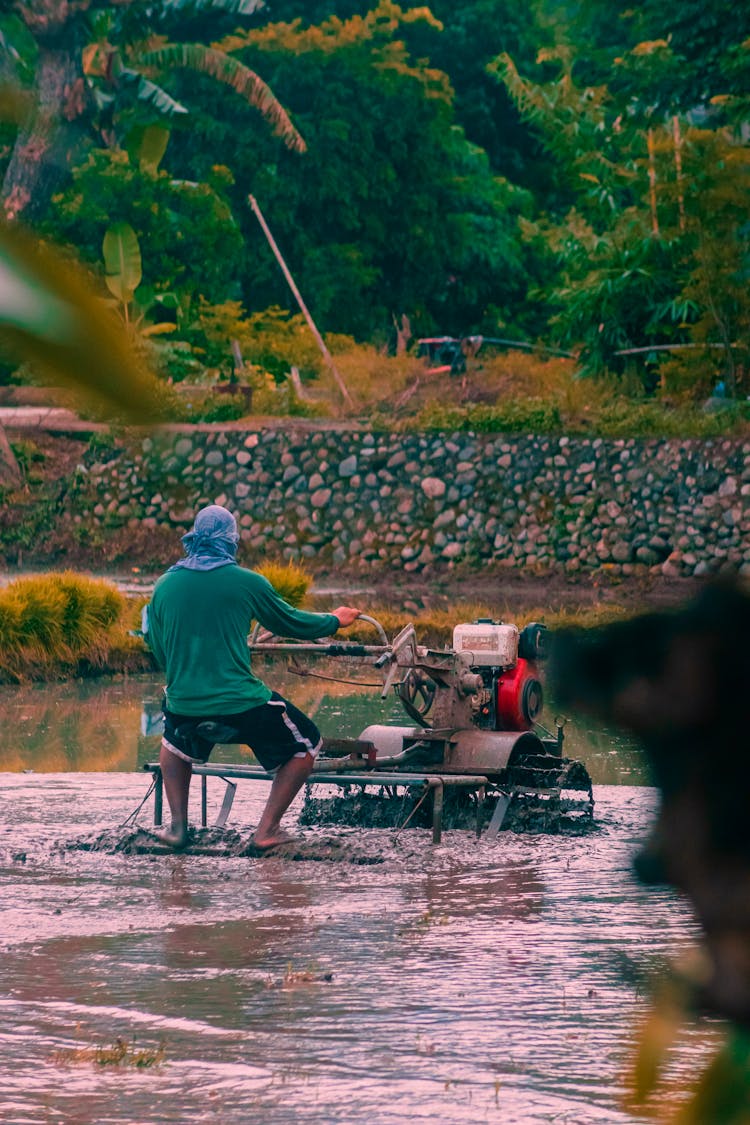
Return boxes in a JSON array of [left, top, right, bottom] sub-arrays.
[[248, 612, 392, 652], [355, 614, 389, 645]]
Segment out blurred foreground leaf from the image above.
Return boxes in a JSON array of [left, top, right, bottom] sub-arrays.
[[0, 84, 31, 125], [684, 1028, 750, 1125], [0, 221, 170, 422], [624, 951, 750, 1124]]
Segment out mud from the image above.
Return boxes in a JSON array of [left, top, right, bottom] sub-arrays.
[[62, 825, 386, 865], [299, 785, 596, 835]]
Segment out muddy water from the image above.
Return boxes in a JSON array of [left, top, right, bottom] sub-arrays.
[[0, 673, 714, 1124]]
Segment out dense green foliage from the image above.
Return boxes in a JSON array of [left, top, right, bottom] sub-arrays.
[[1, 0, 749, 408], [565, 0, 750, 113], [161, 6, 532, 339], [47, 148, 244, 307]]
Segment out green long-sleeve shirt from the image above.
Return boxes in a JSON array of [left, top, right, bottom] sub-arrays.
[[148, 565, 339, 715]]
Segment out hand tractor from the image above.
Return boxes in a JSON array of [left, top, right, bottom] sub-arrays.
[[144, 616, 593, 844]]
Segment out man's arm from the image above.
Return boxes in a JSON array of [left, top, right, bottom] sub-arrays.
[[251, 573, 359, 639]]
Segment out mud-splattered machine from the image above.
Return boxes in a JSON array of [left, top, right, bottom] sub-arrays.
[[146, 616, 594, 842]]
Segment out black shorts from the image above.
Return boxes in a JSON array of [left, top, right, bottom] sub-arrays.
[[162, 691, 322, 772]]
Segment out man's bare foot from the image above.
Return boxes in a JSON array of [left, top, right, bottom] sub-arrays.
[[250, 828, 296, 852], [153, 825, 190, 849]]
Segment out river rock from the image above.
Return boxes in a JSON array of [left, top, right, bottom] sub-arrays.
[[311, 488, 332, 509], [421, 477, 446, 499]]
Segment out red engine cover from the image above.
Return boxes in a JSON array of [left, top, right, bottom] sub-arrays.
[[496, 658, 543, 730]]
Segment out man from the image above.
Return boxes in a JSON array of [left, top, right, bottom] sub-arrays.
[[147, 504, 361, 850]]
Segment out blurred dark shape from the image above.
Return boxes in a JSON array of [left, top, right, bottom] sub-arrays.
[[550, 581, 750, 1025]]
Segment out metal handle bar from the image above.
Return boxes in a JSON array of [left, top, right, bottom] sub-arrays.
[[356, 614, 389, 645], [248, 613, 392, 652]]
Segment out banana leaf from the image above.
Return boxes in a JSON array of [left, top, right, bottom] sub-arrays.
[[137, 43, 305, 151], [103, 222, 142, 304]]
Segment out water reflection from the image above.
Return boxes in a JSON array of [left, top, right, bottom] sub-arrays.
[[0, 679, 143, 772], [414, 862, 547, 921], [0, 766, 709, 1122], [0, 669, 650, 784]]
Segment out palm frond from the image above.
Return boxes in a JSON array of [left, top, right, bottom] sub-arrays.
[[136, 43, 306, 151], [117, 64, 189, 116], [160, 0, 264, 15]]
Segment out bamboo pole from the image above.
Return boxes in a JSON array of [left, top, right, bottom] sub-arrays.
[[672, 115, 686, 233], [247, 194, 355, 408], [647, 128, 659, 236]]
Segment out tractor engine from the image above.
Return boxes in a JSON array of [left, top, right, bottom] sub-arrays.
[[452, 620, 547, 732], [245, 610, 593, 835]]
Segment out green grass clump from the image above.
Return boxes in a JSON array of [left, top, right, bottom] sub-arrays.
[[56, 572, 123, 646], [257, 561, 312, 608], [0, 599, 22, 651], [0, 572, 132, 680], [412, 399, 563, 435], [590, 400, 750, 438]]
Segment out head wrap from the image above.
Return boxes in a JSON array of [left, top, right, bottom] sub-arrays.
[[169, 504, 240, 572]]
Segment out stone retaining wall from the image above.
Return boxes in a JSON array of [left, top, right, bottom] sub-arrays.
[[67, 427, 750, 578]]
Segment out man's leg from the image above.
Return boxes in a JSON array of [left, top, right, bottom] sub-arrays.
[[253, 752, 314, 849], [155, 742, 193, 848]]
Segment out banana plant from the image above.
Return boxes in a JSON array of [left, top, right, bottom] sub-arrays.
[[83, 1, 306, 151], [2, 0, 305, 223], [102, 220, 178, 339], [130, 42, 306, 151]]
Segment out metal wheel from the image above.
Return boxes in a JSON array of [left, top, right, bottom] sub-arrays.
[[396, 668, 436, 726]]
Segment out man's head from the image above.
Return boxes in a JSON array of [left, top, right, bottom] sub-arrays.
[[177, 505, 240, 568], [186, 504, 239, 545]]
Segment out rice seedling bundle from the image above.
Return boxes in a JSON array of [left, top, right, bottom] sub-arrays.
[[0, 599, 22, 651], [256, 562, 311, 608], [0, 573, 125, 669]]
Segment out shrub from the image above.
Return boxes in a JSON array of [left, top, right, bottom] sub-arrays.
[[9, 439, 46, 479], [401, 378, 750, 439], [183, 392, 248, 424], [256, 562, 312, 608]]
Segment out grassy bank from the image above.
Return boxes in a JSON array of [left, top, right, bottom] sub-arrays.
[[290, 346, 750, 439], [340, 600, 631, 651], [11, 347, 750, 439]]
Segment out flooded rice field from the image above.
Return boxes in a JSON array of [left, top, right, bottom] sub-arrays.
[[0, 671, 716, 1124]]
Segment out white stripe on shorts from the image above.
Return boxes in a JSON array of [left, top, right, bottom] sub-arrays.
[[162, 736, 198, 764], [267, 698, 321, 759]]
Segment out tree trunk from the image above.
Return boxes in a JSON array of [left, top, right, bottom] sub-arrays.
[[0, 423, 22, 488], [2, 31, 88, 223]]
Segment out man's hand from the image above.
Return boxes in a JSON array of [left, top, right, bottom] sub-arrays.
[[333, 606, 361, 628]]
